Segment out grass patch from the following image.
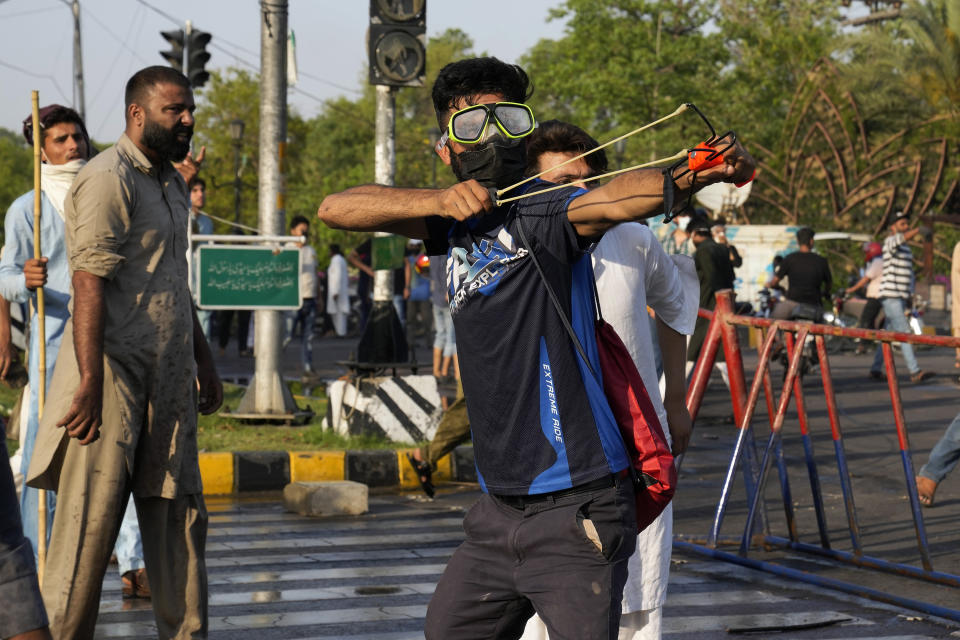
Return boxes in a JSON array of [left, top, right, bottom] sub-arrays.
[[5, 382, 401, 455], [198, 382, 401, 452]]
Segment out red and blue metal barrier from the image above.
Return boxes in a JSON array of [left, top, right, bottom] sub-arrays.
[[678, 290, 960, 621]]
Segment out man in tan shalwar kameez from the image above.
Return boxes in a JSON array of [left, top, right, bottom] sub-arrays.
[[26, 66, 222, 640], [952, 240, 960, 367]]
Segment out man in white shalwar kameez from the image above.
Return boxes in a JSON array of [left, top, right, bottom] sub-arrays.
[[520, 121, 698, 640], [327, 244, 350, 336]]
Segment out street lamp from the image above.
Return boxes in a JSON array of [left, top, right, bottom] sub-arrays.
[[230, 119, 245, 223], [427, 128, 440, 188]]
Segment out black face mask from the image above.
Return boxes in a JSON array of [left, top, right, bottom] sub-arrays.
[[450, 137, 527, 191]]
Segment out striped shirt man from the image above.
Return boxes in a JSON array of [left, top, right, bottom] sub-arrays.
[[878, 231, 914, 300]]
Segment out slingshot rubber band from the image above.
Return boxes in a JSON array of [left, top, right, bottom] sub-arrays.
[[495, 150, 689, 205], [496, 103, 692, 199]]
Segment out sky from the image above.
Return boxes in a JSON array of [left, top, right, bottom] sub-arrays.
[[0, 0, 569, 142]]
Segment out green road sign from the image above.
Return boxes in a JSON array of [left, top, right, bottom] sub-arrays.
[[197, 245, 301, 310]]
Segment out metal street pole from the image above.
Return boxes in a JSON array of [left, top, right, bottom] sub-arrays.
[[355, 84, 408, 364], [69, 0, 85, 119], [372, 84, 395, 303], [235, 0, 297, 416]]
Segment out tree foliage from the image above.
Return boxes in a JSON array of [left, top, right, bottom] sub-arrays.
[[192, 68, 267, 235], [522, 0, 730, 164], [0, 129, 33, 236], [713, 0, 843, 150]]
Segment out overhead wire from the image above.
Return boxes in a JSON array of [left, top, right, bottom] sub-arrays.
[[0, 4, 62, 19], [133, 0, 180, 26], [82, 5, 150, 65], [115, 1, 372, 130], [92, 4, 149, 139], [0, 58, 70, 104]]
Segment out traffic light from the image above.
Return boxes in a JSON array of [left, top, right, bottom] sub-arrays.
[[186, 29, 212, 88], [160, 29, 185, 73], [368, 0, 426, 87]]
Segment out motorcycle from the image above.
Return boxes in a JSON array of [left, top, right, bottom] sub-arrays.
[[772, 295, 853, 381], [837, 293, 927, 354]]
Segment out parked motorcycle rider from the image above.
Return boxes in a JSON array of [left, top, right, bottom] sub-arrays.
[[765, 226, 832, 321]]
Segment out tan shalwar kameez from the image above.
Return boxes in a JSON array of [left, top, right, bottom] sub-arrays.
[[27, 134, 207, 640], [952, 241, 960, 343]]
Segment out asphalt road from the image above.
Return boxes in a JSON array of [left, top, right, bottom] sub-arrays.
[[204, 324, 960, 631], [93, 489, 960, 639]]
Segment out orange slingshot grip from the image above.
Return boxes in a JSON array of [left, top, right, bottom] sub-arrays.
[[687, 143, 724, 172]]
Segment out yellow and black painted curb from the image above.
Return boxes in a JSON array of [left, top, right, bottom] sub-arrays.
[[198, 446, 476, 495]]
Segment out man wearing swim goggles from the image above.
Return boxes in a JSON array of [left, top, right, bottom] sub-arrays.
[[318, 57, 754, 639], [436, 101, 536, 191]]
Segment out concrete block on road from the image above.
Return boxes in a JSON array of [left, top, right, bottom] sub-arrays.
[[283, 481, 369, 516]]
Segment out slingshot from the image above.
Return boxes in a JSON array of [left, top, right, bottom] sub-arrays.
[[493, 103, 755, 219]]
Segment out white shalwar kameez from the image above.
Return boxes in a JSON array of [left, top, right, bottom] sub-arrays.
[[520, 222, 698, 640], [327, 252, 350, 336]]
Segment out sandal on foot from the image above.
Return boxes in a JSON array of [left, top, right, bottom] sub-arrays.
[[406, 453, 435, 498], [916, 476, 938, 507], [121, 568, 151, 599]]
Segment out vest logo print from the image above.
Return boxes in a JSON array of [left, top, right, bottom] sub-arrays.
[[449, 227, 526, 314]]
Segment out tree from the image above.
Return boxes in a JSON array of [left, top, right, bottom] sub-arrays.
[[0, 129, 34, 242], [714, 0, 843, 153], [899, 0, 960, 120], [192, 68, 267, 235], [521, 0, 730, 165]]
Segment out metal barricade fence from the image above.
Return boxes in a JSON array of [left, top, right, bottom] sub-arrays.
[[675, 289, 960, 622]]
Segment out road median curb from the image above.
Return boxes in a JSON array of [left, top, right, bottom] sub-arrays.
[[199, 445, 475, 495]]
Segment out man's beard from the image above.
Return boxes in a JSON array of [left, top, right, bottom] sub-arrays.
[[142, 118, 193, 162]]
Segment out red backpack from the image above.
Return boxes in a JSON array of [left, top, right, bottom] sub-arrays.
[[595, 317, 677, 532]]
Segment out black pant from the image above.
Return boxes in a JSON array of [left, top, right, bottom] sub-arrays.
[[0, 425, 48, 637], [217, 309, 251, 353], [425, 474, 636, 639], [858, 297, 883, 330]]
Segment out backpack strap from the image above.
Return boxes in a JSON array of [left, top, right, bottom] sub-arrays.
[[515, 215, 597, 379]]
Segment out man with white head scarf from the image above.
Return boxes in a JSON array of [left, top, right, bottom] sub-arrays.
[[0, 104, 92, 558]]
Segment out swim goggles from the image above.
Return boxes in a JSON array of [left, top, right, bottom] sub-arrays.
[[436, 102, 536, 150]]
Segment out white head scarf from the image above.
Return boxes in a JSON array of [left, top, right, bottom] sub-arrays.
[[41, 158, 86, 220]]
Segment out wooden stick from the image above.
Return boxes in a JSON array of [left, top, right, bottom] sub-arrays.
[[31, 90, 49, 588]]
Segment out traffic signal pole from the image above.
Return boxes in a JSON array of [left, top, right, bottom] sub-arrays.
[[352, 0, 426, 366], [235, 0, 299, 417], [371, 84, 398, 321]]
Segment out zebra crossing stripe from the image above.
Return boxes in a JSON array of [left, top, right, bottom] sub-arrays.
[[205, 530, 465, 552], [93, 606, 430, 638], [201, 546, 454, 569], [206, 516, 464, 537]]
